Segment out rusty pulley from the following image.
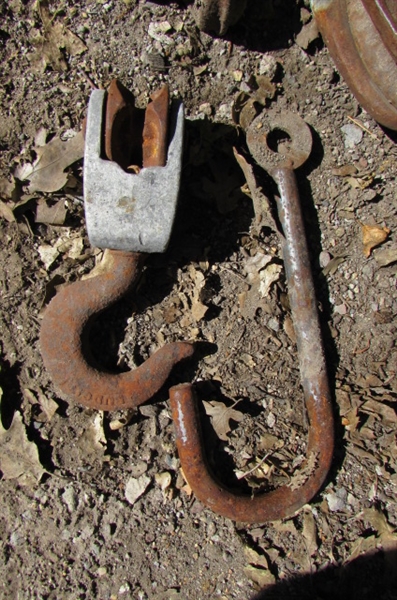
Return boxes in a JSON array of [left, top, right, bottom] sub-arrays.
[[312, 0, 397, 130]]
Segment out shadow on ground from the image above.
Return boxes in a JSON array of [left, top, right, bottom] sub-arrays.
[[251, 548, 397, 600]]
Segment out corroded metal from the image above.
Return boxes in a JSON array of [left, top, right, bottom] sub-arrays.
[[169, 111, 334, 523], [312, 0, 397, 130], [40, 251, 194, 411], [40, 81, 193, 411], [193, 0, 247, 35]]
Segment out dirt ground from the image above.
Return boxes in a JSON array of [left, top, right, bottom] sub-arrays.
[[1, 1, 397, 599]]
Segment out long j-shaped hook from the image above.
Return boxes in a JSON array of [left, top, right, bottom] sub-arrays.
[[169, 110, 334, 523]]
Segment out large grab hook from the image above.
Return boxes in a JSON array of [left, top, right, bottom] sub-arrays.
[[40, 250, 194, 411]]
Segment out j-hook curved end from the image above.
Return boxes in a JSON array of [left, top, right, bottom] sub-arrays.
[[40, 249, 194, 411], [170, 382, 334, 523]]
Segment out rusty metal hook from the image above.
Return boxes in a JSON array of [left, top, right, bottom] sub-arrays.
[[40, 250, 194, 411], [40, 81, 194, 411], [169, 110, 334, 523]]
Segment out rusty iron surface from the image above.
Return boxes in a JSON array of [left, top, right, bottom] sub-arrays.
[[193, 0, 247, 35], [361, 0, 397, 60], [40, 82, 193, 411], [104, 79, 144, 172], [40, 250, 194, 411], [169, 112, 334, 523], [246, 109, 312, 173], [142, 86, 169, 168], [312, 0, 397, 131]]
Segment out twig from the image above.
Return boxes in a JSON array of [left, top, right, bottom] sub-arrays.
[[347, 116, 378, 139]]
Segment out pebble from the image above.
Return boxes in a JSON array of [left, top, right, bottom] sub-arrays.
[[334, 303, 347, 315], [319, 251, 331, 268], [258, 55, 278, 79], [341, 124, 363, 148], [61, 485, 78, 513]]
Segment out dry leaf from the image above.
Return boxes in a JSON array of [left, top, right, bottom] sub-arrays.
[[23, 388, 58, 422], [289, 452, 318, 491], [0, 199, 16, 223], [259, 263, 282, 297], [348, 534, 378, 561], [191, 298, 208, 321], [331, 164, 358, 177], [362, 507, 397, 550], [233, 147, 274, 228], [29, 1, 86, 72], [38, 244, 59, 270], [361, 399, 397, 424], [0, 177, 16, 199], [15, 131, 84, 193], [125, 474, 151, 505], [244, 547, 269, 569], [302, 510, 318, 556], [36, 198, 67, 225], [244, 565, 276, 587], [203, 400, 244, 441], [77, 413, 107, 454], [0, 388, 46, 486], [155, 471, 172, 491], [295, 19, 319, 49], [361, 223, 390, 257]]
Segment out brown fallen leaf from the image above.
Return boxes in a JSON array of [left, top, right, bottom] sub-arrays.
[[36, 198, 67, 225], [302, 509, 319, 556], [233, 148, 275, 230], [0, 199, 16, 223], [0, 388, 46, 486], [15, 130, 84, 194], [348, 534, 378, 561], [331, 164, 358, 177], [203, 400, 244, 441], [361, 399, 397, 424], [29, 1, 86, 72], [288, 452, 318, 490], [23, 388, 59, 422], [362, 507, 397, 548], [341, 406, 360, 433], [244, 546, 276, 587], [296, 19, 319, 49], [361, 223, 390, 257]]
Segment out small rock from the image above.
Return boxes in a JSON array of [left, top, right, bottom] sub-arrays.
[[266, 412, 276, 428], [334, 303, 347, 315], [62, 485, 78, 513], [341, 124, 363, 148], [119, 583, 131, 594], [125, 474, 151, 505], [267, 317, 280, 332], [198, 102, 212, 116], [258, 55, 278, 79], [319, 251, 331, 269]]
